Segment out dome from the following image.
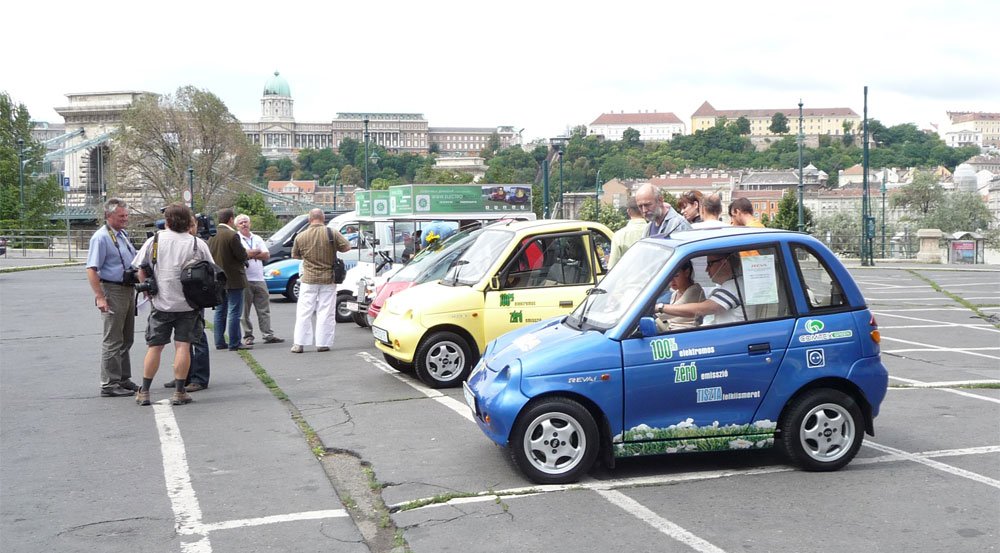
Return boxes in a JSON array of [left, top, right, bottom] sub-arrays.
[[263, 71, 291, 97]]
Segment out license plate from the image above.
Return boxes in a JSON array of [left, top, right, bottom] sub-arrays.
[[345, 301, 359, 312], [372, 326, 389, 344], [463, 382, 477, 416]]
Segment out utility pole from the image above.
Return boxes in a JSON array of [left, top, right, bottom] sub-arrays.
[[595, 168, 601, 220], [861, 86, 874, 266], [797, 100, 805, 232]]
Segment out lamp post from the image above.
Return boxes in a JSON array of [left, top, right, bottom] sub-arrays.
[[331, 168, 339, 209], [187, 165, 194, 210], [797, 100, 805, 232], [17, 138, 25, 226], [550, 137, 568, 218], [595, 168, 602, 220], [860, 86, 874, 266], [363, 118, 371, 188]]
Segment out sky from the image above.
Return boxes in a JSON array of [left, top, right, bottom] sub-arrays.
[[5, 0, 997, 143]]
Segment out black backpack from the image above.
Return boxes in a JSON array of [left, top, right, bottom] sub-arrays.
[[179, 236, 227, 309]]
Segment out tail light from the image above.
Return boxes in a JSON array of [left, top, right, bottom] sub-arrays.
[[869, 314, 880, 344]]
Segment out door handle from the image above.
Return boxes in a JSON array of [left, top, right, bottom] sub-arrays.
[[748, 343, 770, 355], [559, 300, 573, 308]]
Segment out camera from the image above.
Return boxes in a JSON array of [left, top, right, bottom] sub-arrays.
[[122, 267, 140, 286], [133, 263, 158, 296]]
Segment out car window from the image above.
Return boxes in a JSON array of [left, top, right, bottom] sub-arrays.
[[683, 245, 791, 328], [502, 233, 591, 290], [591, 230, 611, 274], [792, 245, 848, 310]]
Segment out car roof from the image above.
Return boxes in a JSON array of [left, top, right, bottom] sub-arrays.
[[645, 226, 805, 249], [484, 218, 611, 235]]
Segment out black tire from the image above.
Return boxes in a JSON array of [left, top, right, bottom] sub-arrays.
[[779, 389, 864, 471], [383, 353, 414, 373], [353, 311, 368, 328], [509, 397, 599, 485], [284, 276, 299, 302], [413, 331, 476, 388], [335, 292, 353, 323]]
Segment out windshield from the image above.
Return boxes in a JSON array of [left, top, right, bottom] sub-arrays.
[[567, 241, 673, 330], [267, 214, 307, 246], [392, 228, 482, 282], [443, 228, 514, 285]]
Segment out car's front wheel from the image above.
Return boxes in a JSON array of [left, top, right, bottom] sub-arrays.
[[509, 397, 599, 484], [779, 389, 864, 471], [413, 331, 475, 388], [335, 292, 353, 323], [284, 276, 299, 302]]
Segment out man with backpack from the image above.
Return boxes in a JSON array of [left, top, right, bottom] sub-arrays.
[[208, 208, 250, 351], [132, 203, 215, 406], [290, 208, 351, 353]]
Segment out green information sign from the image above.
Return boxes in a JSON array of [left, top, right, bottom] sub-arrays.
[[386, 184, 532, 216], [390, 186, 414, 215], [355, 191, 372, 217], [371, 190, 390, 216]]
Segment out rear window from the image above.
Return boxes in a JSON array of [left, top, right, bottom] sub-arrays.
[[792, 245, 848, 310]]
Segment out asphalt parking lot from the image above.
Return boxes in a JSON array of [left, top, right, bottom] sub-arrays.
[[1, 259, 997, 553]]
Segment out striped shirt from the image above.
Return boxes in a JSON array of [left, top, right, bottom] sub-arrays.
[[292, 223, 350, 285], [707, 278, 745, 325]]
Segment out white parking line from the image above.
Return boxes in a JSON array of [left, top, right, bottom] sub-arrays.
[[880, 335, 1000, 360], [597, 489, 727, 553], [864, 441, 1000, 490], [152, 401, 350, 552], [873, 311, 1000, 333], [888, 376, 1000, 404], [357, 351, 474, 422]]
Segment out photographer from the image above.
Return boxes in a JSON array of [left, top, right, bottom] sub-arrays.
[[86, 198, 139, 398], [132, 203, 215, 406]]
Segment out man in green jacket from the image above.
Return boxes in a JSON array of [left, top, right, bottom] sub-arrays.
[[208, 208, 250, 351]]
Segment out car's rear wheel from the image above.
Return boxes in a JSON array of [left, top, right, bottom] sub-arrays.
[[509, 397, 599, 485], [413, 331, 475, 388], [284, 276, 299, 302], [335, 292, 353, 323], [383, 353, 414, 373], [779, 389, 864, 471]]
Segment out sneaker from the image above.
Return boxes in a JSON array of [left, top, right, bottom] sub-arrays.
[[263, 336, 285, 344], [101, 386, 135, 398], [171, 390, 193, 405], [244, 337, 255, 346], [184, 383, 207, 393], [119, 380, 138, 391], [317, 346, 331, 352], [290, 344, 303, 353], [229, 343, 253, 351], [135, 389, 151, 406]]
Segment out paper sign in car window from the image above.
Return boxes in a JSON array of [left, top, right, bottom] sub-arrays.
[[741, 254, 778, 305]]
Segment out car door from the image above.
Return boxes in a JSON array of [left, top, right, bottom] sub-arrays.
[[484, 232, 596, 339], [620, 246, 796, 450]]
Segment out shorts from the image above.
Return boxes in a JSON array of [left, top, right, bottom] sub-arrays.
[[145, 309, 199, 346]]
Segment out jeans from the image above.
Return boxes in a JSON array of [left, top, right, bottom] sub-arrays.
[[214, 288, 244, 349], [189, 311, 210, 386]]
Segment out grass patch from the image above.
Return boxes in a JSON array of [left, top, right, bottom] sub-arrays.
[[396, 491, 483, 512], [960, 382, 1000, 389], [363, 465, 384, 491], [906, 270, 1000, 329], [0, 261, 84, 273]]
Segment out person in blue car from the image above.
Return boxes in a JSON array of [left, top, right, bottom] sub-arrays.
[[654, 259, 704, 331], [657, 253, 745, 325]]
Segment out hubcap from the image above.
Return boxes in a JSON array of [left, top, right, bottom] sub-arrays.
[[424, 340, 465, 382], [799, 402, 855, 463], [523, 412, 586, 475]]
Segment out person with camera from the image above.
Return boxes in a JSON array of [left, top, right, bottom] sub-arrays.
[[86, 198, 139, 398], [208, 208, 250, 352], [290, 208, 351, 353], [132, 203, 215, 406]]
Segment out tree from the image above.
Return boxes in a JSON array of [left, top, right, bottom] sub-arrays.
[[768, 188, 814, 231], [622, 127, 641, 146], [479, 132, 502, 160], [769, 112, 790, 134], [813, 212, 862, 256], [234, 191, 280, 231], [1, 93, 63, 229], [576, 198, 626, 231], [114, 86, 258, 216], [730, 116, 752, 135], [841, 120, 854, 146], [892, 170, 944, 217]]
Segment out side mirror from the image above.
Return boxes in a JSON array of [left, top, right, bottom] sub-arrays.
[[638, 316, 659, 338]]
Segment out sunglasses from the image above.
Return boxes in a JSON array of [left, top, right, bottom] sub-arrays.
[[707, 258, 726, 268]]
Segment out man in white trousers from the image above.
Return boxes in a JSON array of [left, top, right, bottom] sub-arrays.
[[290, 208, 351, 353]]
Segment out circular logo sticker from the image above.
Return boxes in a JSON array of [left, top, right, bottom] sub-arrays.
[[805, 319, 825, 333]]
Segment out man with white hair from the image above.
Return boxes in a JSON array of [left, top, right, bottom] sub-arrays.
[[236, 213, 283, 346], [634, 183, 692, 238]]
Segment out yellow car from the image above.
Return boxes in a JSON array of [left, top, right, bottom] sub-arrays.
[[373, 219, 613, 388]]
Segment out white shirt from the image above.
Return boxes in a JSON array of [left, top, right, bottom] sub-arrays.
[[692, 220, 727, 229], [134, 230, 215, 312], [706, 278, 745, 325], [239, 232, 266, 282]]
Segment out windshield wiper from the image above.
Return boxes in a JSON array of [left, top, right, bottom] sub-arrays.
[[447, 259, 470, 286], [577, 287, 606, 326]]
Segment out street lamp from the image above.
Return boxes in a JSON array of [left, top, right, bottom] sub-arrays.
[[550, 137, 569, 218], [881, 169, 887, 258], [17, 138, 25, 226], [187, 165, 194, 210], [797, 100, 804, 232], [331, 168, 339, 209], [363, 118, 371, 188]]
